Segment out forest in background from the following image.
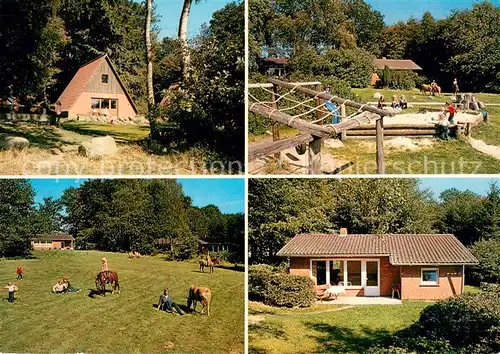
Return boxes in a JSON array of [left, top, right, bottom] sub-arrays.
[[0, 179, 244, 263], [249, 178, 500, 284], [250, 0, 500, 93]]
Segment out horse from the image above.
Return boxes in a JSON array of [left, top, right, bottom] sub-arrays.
[[95, 270, 120, 295], [186, 286, 211, 316], [199, 253, 215, 273], [421, 84, 432, 96]]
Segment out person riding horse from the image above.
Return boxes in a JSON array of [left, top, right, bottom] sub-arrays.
[[95, 270, 120, 295]]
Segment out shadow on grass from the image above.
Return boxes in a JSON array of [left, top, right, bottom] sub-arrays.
[[152, 303, 192, 314], [0, 124, 68, 149], [217, 265, 245, 272], [87, 289, 113, 298], [61, 123, 148, 144], [304, 322, 393, 353]]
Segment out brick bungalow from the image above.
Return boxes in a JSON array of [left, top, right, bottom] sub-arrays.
[[31, 234, 75, 251], [277, 229, 478, 300]]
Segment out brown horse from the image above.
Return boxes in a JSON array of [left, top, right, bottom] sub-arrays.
[[199, 252, 216, 273], [186, 286, 212, 316], [95, 271, 120, 295], [421, 83, 441, 96]]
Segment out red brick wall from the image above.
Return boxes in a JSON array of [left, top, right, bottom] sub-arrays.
[[401, 265, 463, 300], [289, 257, 310, 277]]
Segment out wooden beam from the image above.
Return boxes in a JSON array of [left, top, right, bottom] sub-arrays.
[[248, 134, 314, 161], [248, 81, 321, 89], [376, 117, 385, 174], [269, 78, 395, 117], [314, 84, 323, 125], [272, 84, 280, 158], [340, 104, 346, 141], [308, 137, 322, 174], [250, 103, 335, 137]]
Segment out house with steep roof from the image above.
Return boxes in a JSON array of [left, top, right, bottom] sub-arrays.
[[56, 55, 138, 118], [277, 228, 478, 300], [371, 58, 422, 86], [31, 234, 75, 251]]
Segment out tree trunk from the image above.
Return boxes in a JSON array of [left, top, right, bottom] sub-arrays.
[[145, 0, 154, 106], [178, 0, 192, 78]]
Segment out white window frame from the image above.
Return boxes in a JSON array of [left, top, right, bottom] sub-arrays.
[[421, 267, 439, 286], [309, 258, 379, 290]]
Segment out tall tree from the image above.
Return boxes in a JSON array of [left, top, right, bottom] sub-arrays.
[[145, 0, 155, 106], [178, 0, 200, 77]]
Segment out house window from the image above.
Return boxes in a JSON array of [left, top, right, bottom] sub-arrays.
[[110, 99, 117, 109], [347, 261, 362, 286], [330, 260, 344, 285], [101, 99, 110, 109], [102, 74, 109, 84], [421, 268, 439, 285], [91, 99, 100, 109]]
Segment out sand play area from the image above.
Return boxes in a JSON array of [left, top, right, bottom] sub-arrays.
[[377, 110, 483, 127]]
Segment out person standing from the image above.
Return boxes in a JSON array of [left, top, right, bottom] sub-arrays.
[[453, 78, 459, 95], [5, 282, 18, 303], [16, 266, 23, 280]]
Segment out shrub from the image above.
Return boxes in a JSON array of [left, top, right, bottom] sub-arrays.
[[249, 264, 316, 307], [469, 239, 500, 284], [406, 289, 500, 353]]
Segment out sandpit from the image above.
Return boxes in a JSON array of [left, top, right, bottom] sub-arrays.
[[383, 110, 482, 126]]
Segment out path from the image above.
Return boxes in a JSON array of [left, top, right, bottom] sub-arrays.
[[467, 137, 500, 160]]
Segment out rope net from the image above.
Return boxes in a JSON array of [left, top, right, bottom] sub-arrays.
[[248, 83, 374, 128]]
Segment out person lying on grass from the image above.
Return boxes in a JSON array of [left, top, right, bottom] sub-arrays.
[[5, 282, 18, 303], [62, 276, 81, 293], [158, 288, 184, 315], [53, 279, 67, 293]]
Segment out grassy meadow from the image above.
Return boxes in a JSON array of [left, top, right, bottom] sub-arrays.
[[0, 251, 244, 354]]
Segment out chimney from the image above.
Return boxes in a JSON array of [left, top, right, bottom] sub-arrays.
[[339, 228, 348, 236]]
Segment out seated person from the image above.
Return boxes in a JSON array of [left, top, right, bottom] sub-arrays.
[[377, 95, 385, 109], [391, 95, 400, 109], [52, 279, 67, 293], [400, 95, 408, 109], [62, 276, 81, 293], [157, 288, 184, 315]]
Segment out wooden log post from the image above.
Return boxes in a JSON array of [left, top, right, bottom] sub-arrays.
[[376, 116, 385, 174], [272, 84, 280, 158], [314, 84, 323, 125], [308, 137, 322, 174], [340, 104, 346, 141]]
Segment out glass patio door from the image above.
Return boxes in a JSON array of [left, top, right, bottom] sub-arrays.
[[364, 260, 380, 296]]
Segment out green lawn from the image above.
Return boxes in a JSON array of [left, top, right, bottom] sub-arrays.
[[0, 251, 244, 354], [61, 122, 150, 143], [249, 301, 431, 354]]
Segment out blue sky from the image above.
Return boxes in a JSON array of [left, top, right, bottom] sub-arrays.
[[29, 178, 244, 214], [144, 0, 234, 39], [366, 0, 500, 24], [419, 177, 499, 199]]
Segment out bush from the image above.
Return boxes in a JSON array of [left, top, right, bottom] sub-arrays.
[[469, 239, 500, 284], [405, 289, 500, 353], [249, 264, 316, 307]]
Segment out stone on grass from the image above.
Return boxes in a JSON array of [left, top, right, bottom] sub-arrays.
[[79, 136, 118, 158], [0, 135, 30, 150]]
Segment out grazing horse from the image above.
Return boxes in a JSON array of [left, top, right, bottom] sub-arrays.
[[186, 286, 211, 316], [421, 84, 432, 96], [95, 270, 120, 295]]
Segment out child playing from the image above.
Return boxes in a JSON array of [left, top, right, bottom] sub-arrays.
[[16, 266, 23, 280], [101, 257, 109, 272], [5, 282, 18, 303], [437, 108, 450, 140], [446, 102, 457, 124]]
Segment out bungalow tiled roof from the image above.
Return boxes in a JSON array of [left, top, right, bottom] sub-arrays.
[[277, 234, 478, 265], [374, 58, 422, 71], [31, 234, 75, 241]]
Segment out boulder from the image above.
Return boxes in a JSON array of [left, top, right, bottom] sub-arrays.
[[0, 135, 30, 150], [372, 92, 382, 99], [79, 136, 118, 158]]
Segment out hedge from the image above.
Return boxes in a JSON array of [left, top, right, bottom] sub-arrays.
[[249, 264, 316, 308]]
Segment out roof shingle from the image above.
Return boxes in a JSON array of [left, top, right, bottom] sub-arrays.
[[277, 234, 478, 265], [374, 59, 422, 70]]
